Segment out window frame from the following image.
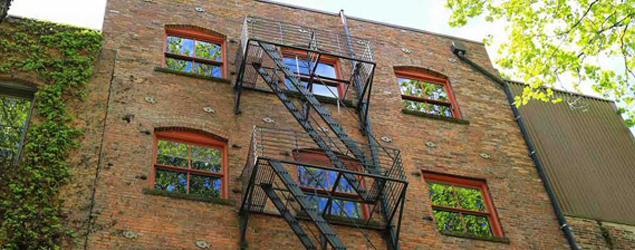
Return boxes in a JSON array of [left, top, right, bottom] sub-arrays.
[[395, 70, 460, 118], [163, 28, 227, 78], [0, 82, 36, 166], [151, 130, 229, 199], [293, 150, 370, 219], [422, 171, 503, 237], [281, 49, 344, 100]]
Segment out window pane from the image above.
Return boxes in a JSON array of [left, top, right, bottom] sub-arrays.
[[332, 199, 362, 218], [156, 140, 188, 168], [428, 103, 453, 117], [166, 36, 194, 56], [427, 182, 457, 207], [284, 57, 310, 75], [194, 63, 222, 77], [315, 63, 336, 78], [0, 96, 31, 163], [422, 81, 449, 101], [464, 214, 493, 237], [432, 209, 463, 233], [298, 167, 327, 189], [194, 40, 222, 61], [335, 174, 355, 194], [402, 99, 429, 113], [305, 194, 328, 212], [154, 168, 187, 193], [312, 84, 339, 98], [189, 174, 221, 197], [165, 57, 192, 72], [190, 145, 222, 173], [456, 186, 487, 212], [398, 78, 425, 98]]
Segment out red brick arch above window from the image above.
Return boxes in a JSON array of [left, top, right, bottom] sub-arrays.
[[163, 25, 227, 78]]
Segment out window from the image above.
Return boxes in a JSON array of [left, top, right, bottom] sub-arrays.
[[423, 172, 503, 237], [0, 83, 35, 165], [395, 70, 459, 118], [152, 130, 228, 199], [164, 27, 225, 78], [295, 151, 367, 219], [282, 50, 342, 99]]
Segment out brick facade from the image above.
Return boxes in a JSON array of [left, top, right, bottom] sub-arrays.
[[84, 0, 574, 249], [9, 0, 624, 249], [567, 216, 635, 250]]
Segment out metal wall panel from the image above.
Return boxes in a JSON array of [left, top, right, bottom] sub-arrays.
[[509, 82, 635, 225]]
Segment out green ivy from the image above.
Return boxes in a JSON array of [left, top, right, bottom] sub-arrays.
[[0, 17, 102, 249]]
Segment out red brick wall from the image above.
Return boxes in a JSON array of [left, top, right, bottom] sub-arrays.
[[567, 216, 635, 250], [84, 0, 570, 249]]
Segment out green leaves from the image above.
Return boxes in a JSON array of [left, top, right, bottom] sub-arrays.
[[0, 18, 102, 249], [446, 0, 635, 127]]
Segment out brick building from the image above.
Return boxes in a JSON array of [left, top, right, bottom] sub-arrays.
[[1, 0, 633, 249]]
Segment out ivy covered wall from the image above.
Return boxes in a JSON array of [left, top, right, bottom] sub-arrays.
[[0, 17, 112, 249]]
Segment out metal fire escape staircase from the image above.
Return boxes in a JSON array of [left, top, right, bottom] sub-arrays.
[[235, 17, 408, 249]]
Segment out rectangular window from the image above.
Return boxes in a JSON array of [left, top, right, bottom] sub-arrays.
[[295, 152, 366, 219], [423, 172, 503, 237], [396, 71, 459, 118], [0, 84, 34, 165], [153, 133, 226, 198], [282, 52, 342, 99], [164, 29, 224, 78]]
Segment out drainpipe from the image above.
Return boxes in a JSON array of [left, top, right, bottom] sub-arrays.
[[450, 41, 579, 250]]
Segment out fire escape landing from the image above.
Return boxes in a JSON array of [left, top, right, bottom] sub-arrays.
[[234, 16, 408, 250]]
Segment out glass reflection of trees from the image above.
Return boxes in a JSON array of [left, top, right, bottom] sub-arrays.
[[0, 95, 32, 165], [296, 157, 364, 219], [165, 35, 223, 77], [398, 76, 454, 118], [427, 182, 494, 237], [154, 139, 223, 198]]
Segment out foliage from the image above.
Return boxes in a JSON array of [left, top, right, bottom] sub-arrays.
[[446, 0, 635, 126], [427, 182, 493, 237], [0, 17, 102, 249]]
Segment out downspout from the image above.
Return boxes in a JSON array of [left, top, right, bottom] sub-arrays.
[[450, 42, 579, 250], [340, 10, 400, 250]]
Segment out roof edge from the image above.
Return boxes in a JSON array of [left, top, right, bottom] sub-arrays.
[[506, 79, 614, 103], [255, 0, 484, 45]]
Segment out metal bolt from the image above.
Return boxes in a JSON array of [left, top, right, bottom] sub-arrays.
[[401, 48, 412, 54]]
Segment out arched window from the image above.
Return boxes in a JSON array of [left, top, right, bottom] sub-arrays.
[[163, 26, 226, 78], [152, 129, 228, 199], [395, 69, 460, 118], [0, 81, 35, 166]]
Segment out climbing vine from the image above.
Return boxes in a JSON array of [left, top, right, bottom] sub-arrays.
[[0, 17, 102, 249]]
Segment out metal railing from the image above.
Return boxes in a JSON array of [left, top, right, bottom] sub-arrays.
[[240, 126, 407, 227]]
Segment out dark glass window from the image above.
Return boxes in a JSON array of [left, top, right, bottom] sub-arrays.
[[153, 132, 225, 198], [0, 88, 33, 165], [283, 55, 341, 99], [396, 71, 459, 118], [164, 29, 224, 78], [424, 173, 503, 237]]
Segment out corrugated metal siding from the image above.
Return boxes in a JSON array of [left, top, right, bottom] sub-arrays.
[[508, 82, 635, 225]]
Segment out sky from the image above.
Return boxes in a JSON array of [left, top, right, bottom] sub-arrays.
[[7, 0, 634, 133]]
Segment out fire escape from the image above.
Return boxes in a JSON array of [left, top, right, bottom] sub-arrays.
[[234, 16, 408, 250]]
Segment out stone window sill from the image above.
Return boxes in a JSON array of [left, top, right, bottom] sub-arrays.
[[401, 108, 470, 125], [142, 188, 233, 206], [439, 230, 510, 243], [154, 67, 232, 84]]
